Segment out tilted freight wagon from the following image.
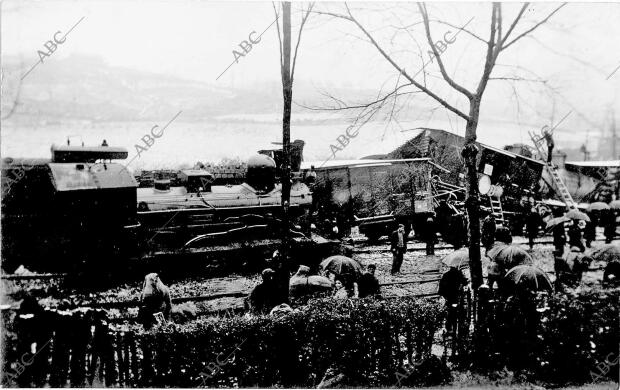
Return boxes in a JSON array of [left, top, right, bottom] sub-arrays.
[[303, 158, 447, 241]]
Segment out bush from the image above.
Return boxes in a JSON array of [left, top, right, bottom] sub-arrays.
[[134, 296, 445, 387], [465, 286, 619, 387], [536, 287, 619, 386]]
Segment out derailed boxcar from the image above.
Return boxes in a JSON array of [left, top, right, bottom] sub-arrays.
[[304, 158, 444, 241]]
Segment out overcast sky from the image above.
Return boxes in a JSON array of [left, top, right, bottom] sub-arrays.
[[2, 1, 620, 157]]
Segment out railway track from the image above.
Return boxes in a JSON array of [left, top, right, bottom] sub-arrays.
[[80, 275, 441, 310], [2, 275, 441, 313], [1, 273, 68, 280], [350, 236, 559, 253]]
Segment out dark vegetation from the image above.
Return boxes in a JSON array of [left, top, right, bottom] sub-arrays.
[[2, 288, 618, 388]]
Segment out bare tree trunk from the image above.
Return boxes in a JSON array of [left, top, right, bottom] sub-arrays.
[[463, 99, 482, 289], [280, 1, 292, 301]]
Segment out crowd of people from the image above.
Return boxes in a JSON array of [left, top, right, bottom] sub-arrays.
[[246, 205, 618, 318], [136, 205, 618, 329]]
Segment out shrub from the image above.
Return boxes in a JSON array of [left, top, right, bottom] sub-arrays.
[[465, 286, 619, 386], [134, 296, 445, 387], [536, 287, 619, 386]]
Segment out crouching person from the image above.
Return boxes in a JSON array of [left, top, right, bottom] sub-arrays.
[[139, 273, 172, 329]]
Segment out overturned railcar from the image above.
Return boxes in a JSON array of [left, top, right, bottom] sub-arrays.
[[304, 158, 443, 240]]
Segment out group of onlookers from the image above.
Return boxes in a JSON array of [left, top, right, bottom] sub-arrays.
[[137, 204, 617, 326], [247, 262, 382, 315]]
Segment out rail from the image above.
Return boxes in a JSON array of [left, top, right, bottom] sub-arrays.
[[1, 273, 68, 280]]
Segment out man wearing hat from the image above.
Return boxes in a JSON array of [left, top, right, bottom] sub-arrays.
[[248, 268, 281, 314], [424, 215, 437, 255], [390, 224, 408, 274]]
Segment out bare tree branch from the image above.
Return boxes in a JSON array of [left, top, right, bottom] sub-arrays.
[[297, 82, 418, 111], [272, 3, 284, 73], [427, 18, 486, 44], [500, 3, 529, 48], [291, 3, 314, 85], [418, 3, 474, 100], [489, 77, 547, 83], [341, 3, 469, 120], [494, 3, 502, 57], [1, 69, 23, 121], [502, 3, 567, 51], [475, 3, 498, 97]]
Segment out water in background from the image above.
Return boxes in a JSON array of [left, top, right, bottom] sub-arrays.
[[0, 117, 587, 172]]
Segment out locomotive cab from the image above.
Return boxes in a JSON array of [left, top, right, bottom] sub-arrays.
[[1, 144, 137, 273]]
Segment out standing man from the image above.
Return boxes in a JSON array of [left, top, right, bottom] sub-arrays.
[[568, 219, 585, 252], [424, 215, 437, 255], [603, 209, 616, 243], [584, 211, 597, 248], [481, 214, 496, 251], [456, 213, 468, 249], [525, 208, 541, 249], [438, 266, 468, 333], [390, 224, 407, 274], [542, 125, 554, 164], [553, 220, 567, 256]]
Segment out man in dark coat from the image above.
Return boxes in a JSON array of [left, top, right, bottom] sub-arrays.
[[525, 208, 540, 249], [603, 209, 616, 243], [439, 266, 467, 304], [139, 273, 172, 328], [248, 268, 281, 314], [439, 266, 468, 332], [542, 126, 554, 164], [390, 224, 407, 274], [584, 212, 597, 248], [481, 214, 496, 251], [568, 220, 585, 252], [455, 213, 468, 249], [552, 221, 567, 256], [424, 216, 437, 255], [357, 264, 380, 298]]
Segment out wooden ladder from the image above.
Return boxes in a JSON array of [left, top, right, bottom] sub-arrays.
[[528, 130, 577, 210], [489, 195, 505, 227]]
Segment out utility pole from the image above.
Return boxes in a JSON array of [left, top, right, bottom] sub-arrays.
[[282, 2, 292, 209], [611, 109, 617, 160], [611, 109, 619, 198], [279, 2, 292, 302]]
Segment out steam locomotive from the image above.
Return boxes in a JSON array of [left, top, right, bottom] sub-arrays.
[[1, 144, 313, 274]]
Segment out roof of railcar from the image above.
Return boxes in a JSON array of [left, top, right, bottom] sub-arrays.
[[301, 158, 449, 172]]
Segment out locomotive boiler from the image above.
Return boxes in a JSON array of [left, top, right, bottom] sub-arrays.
[[135, 153, 313, 248], [136, 154, 311, 212]]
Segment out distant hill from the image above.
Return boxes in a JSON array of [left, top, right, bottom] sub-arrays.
[[1, 54, 382, 123]]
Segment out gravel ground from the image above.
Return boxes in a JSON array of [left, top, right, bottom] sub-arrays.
[[2, 235, 615, 319]]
